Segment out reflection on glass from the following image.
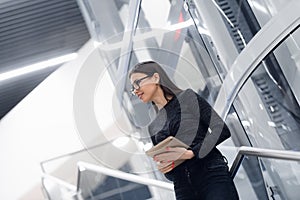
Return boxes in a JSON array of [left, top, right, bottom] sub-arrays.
[[233, 27, 300, 199], [248, 0, 293, 28], [78, 0, 132, 72], [234, 27, 300, 151], [127, 0, 225, 134], [78, 163, 176, 200], [41, 142, 116, 185], [224, 108, 269, 199], [134, 0, 222, 96], [234, 156, 300, 200], [79, 0, 128, 43], [233, 157, 263, 200], [41, 141, 174, 198], [189, 0, 259, 68], [79, 169, 152, 200], [42, 176, 78, 200]]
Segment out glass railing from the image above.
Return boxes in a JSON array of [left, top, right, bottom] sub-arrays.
[[40, 142, 113, 185], [77, 161, 175, 200], [42, 159, 176, 200], [211, 1, 300, 199], [229, 27, 300, 199], [41, 140, 175, 199], [230, 146, 300, 200], [41, 173, 80, 200]]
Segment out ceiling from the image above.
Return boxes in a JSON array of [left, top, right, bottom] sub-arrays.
[[0, 0, 90, 119]]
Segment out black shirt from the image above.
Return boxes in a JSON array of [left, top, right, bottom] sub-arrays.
[[148, 89, 230, 159]]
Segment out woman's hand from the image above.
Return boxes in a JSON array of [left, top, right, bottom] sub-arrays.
[[154, 147, 188, 162], [156, 160, 175, 174], [154, 147, 194, 173]]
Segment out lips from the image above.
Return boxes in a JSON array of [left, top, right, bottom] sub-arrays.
[[137, 92, 144, 99]]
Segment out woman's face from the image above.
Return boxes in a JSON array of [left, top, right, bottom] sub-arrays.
[[130, 72, 158, 103]]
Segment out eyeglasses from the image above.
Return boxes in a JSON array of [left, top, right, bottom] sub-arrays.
[[130, 74, 152, 95]]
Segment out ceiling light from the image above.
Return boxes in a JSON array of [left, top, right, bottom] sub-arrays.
[[0, 53, 78, 82]]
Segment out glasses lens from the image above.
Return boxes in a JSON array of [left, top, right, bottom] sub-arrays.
[[130, 75, 151, 95]]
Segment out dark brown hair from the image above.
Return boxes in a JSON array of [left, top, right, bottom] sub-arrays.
[[129, 61, 182, 110]]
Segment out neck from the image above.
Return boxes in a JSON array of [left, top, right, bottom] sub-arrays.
[[152, 88, 171, 110], [154, 98, 168, 110]]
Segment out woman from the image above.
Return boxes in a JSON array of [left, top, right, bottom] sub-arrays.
[[129, 61, 239, 200]]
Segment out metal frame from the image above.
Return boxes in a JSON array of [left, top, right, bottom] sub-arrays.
[[230, 146, 300, 178], [115, 0, 142, 104]]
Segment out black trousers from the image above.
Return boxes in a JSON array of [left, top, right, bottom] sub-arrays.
[[170, 154, 239, 200]]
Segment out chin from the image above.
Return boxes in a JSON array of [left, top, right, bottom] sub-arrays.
[[139, 96, 149, 103], [141, 98, 149, 103]]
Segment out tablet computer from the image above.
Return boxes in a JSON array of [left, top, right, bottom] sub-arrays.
[[145, 136, 190, 169]]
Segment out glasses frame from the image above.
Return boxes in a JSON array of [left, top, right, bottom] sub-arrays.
[[130, 74, 153, 95]]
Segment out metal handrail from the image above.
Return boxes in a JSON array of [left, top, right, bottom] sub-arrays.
[[76, 161, 174, 192], [43, 147, 300, 198], [229, 146, 300, 178]]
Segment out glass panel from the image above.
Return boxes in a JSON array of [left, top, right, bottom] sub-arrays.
[[233, 157, 264, 200], [188, 0, 298, 72], [126, 0, 225, 133], [132, 0, 223, 98], [259, 157, 300, 200], [42, 176, 79, 200], [233, 27, 300, 151], [79, 170, 152, 200], [78, 167, 176, 200], [221, 107, 269, 199], [41, 141, 173, 198], [78, 0, 131, 73], [187, 0, 259, 72], [41, 141, 162, 184], [234, 156, 300, 200], [78, 0, 128, 43], [192, 0, 250, 50], [232, 27, 300, 199], [247, 0, 293, 27], [41, 143, 115, 186]]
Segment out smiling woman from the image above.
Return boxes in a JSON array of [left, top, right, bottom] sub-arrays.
[[128, 61, 239, 200], [129, 61, 182, 110]]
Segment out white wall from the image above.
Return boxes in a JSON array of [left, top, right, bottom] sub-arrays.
[[0, 40, 104, 200]]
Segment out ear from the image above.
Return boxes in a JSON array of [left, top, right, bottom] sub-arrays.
[[153, 73, 160, 83]]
